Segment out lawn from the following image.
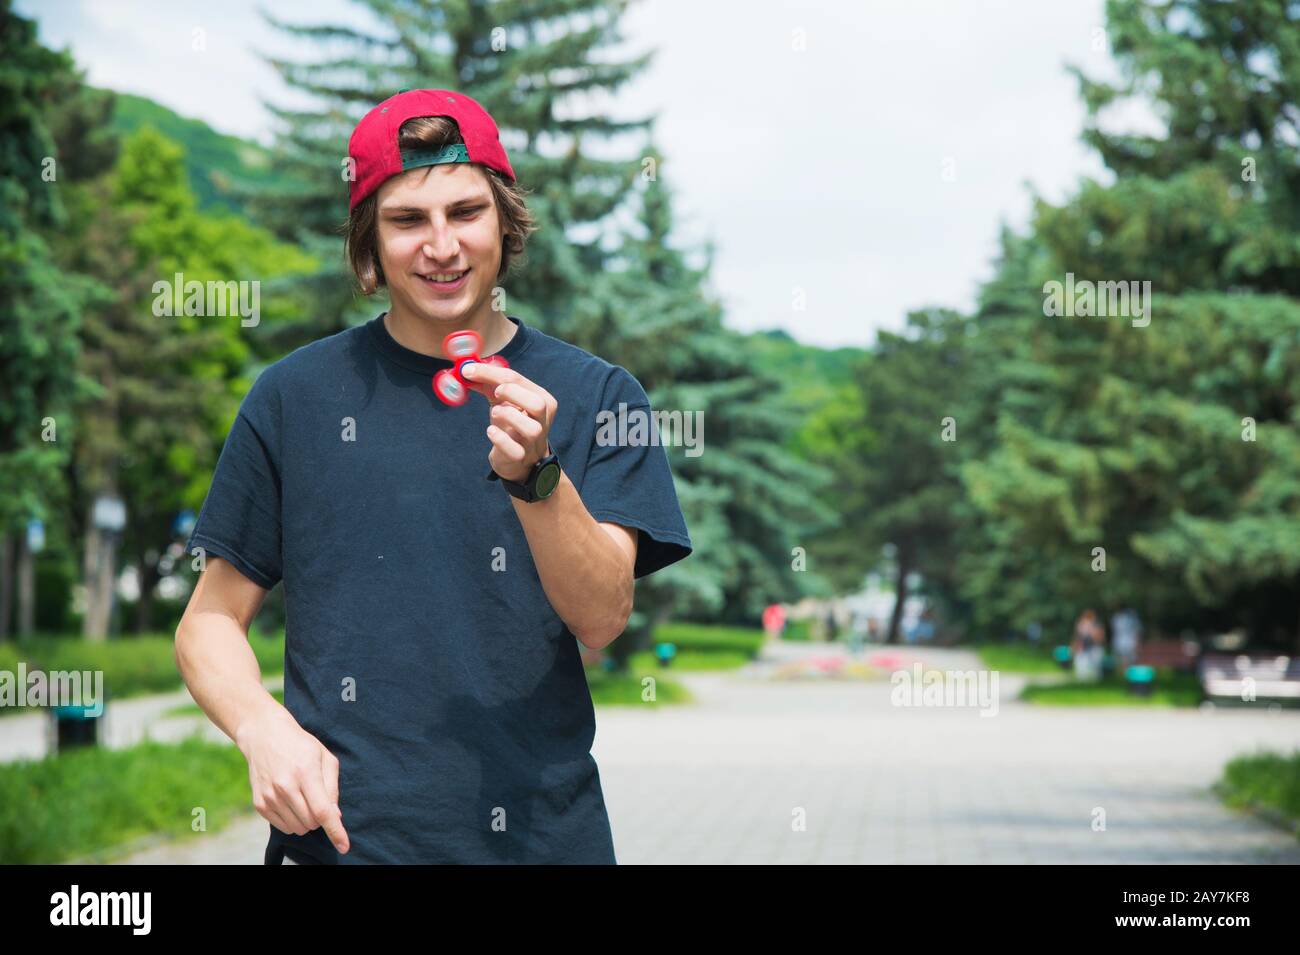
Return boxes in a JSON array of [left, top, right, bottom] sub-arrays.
[[1019, 671, 1203, 707], [973, 641, 1065, 675], [0, 734, 252, 864]]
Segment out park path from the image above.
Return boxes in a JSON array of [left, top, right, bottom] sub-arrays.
[[43, 640, 1300, 864]]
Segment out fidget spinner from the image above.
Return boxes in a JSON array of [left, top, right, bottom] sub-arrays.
[[432, 329, 509, 406]]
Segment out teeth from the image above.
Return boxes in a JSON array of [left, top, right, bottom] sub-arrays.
[[424, 271, 466, 282]]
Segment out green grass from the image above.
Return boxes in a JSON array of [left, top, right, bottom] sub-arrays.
[[1217, 750, 1300, 836], [783, 619, 812, 642], [973, 641, 1064, 675], [0, 734, 252, 864], [653, 623, 766, 657], [1019, 671, 1202, 707], [0, 632, 284, 718], [587, 668, 692, 705]]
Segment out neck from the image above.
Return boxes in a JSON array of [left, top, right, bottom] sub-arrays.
[[383, 301, 516, 359]]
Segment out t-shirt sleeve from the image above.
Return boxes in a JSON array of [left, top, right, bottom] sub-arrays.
[[184, 372, 284, 590], [579, 366, 693, 579]]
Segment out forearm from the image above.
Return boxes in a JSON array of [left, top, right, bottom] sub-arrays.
[[174, 611, 285, 750], [508, 470, 633, 649]]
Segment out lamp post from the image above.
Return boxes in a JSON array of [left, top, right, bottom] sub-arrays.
[[84, 494, 127, 641], [16, 517, 44, 638]]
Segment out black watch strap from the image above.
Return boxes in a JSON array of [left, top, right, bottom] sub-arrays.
[[486, 450, 561, 502]]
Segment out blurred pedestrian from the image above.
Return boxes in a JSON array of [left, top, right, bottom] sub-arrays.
[[1110, 607, 1142, 670], [847, 608, 866, 656], [824, 606, 839, 642], [762, 603, 786, 642], [1071, 608, 1106, 681], [915, 609, 936, 644]]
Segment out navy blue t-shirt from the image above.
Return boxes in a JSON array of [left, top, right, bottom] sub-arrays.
[[185, 312, 692, 864]]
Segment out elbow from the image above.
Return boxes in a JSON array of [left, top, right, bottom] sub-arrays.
[[573, 590, 634, 651]]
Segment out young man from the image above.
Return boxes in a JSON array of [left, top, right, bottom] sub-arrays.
[[175, 89, 692, 864]]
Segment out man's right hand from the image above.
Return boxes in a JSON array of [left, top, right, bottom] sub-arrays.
[[236, 704, 350, 855]]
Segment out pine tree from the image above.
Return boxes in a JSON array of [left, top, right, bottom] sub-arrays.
[[954, 0, 1300, 646]]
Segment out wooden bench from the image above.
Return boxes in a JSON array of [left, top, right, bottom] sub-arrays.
[[1134, 639, 1201, 673]]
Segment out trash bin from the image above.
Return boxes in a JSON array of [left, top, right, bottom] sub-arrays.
[[1125, 664, 1155, 697], [51, 703, 102, 752]]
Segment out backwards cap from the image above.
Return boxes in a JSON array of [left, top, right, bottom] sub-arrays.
[[347, 89, 516, 211]]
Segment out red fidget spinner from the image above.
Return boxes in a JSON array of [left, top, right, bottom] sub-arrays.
[[432, 329, 509, 406]]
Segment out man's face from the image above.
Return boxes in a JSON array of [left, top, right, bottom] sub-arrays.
[[375, 162, 502, 326]]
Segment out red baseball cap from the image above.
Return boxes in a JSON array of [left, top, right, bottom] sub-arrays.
[[347, 89, 516, 211]]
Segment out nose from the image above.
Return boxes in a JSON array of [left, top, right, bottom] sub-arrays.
[[421, 221, 460, 263]]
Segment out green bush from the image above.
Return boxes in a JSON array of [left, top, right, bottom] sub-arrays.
[[1219, 749, 1300, 833], [0, 735, 251, 863]]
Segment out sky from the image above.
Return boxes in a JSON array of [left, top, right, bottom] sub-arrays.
[[19, 0, 1152, 349]]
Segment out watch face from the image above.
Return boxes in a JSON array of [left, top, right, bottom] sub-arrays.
[[534, 461, 561, 498]]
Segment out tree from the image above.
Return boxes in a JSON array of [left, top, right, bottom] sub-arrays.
[[0, 1, 91, 639], [952, 0, 1300, 647], [48, 122, 315, 637], [806, 309, 972, 643]]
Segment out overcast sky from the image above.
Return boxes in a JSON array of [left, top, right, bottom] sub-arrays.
[[22, 0, 1147, 349]]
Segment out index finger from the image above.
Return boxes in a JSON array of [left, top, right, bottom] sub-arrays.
[[303, 758, 350, 854], [462, 360, 530, 404]]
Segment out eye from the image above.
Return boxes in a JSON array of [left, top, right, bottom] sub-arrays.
[[455, 205, 485, 218], [393, 215, 422, 225]]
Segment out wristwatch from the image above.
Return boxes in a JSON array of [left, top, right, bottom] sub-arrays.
[[487, 449, 562, 502]]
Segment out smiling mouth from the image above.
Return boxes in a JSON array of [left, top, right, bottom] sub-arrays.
[[417, 269, 470, 288]]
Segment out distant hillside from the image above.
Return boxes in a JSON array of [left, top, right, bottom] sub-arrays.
[[104, 91, 293, 213], [745, 327, 867, 409]]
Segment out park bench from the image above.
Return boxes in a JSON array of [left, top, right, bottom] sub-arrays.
[[1199, 653, 1300, 703], [1134, 639, 1200, 673], [1119, 639, 1201, 695]]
